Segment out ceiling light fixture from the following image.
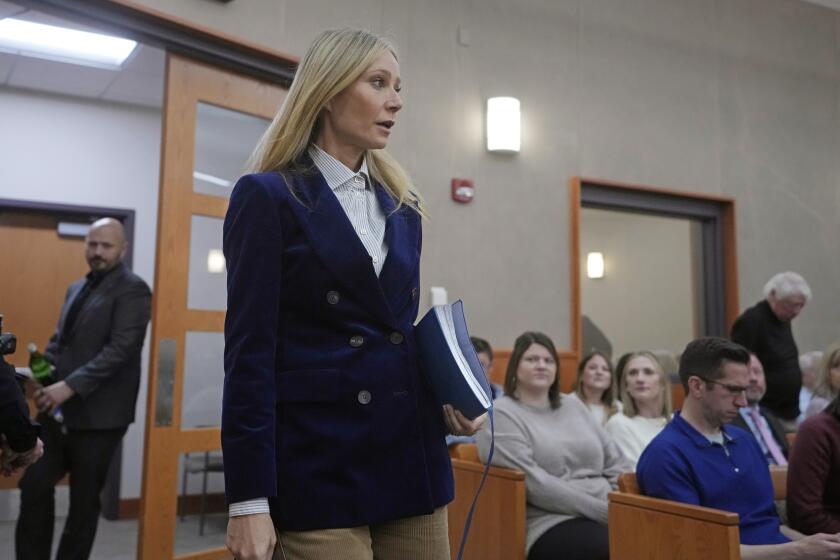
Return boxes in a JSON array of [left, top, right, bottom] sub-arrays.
[[0, 18, 137, 68]]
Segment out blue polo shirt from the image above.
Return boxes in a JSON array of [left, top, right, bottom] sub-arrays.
[[637, 411, 788, 545]]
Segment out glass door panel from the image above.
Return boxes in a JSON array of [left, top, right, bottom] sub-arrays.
[[139, 54, 286, 560]]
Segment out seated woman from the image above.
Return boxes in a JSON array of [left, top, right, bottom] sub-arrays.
[[605, 351, 673, 468], [568, 351, 622, 425], [787, 393, 840, 534], [476, 332, 631, 560], [803, 343, 840, 419]]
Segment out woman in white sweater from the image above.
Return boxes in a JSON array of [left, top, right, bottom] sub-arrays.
[[803, 343, 840, 419], [605, 351, 672, 468], [476, 332, 632, 560]]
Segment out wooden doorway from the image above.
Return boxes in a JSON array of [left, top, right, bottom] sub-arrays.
[[138, 54, 285, 560], [0, 201, 135, 513]]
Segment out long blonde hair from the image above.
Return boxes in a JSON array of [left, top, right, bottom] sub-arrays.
[[248, 28, 425, 215], [814, 342, 840, 399]]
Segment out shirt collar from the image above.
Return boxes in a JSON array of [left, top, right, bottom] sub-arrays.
[[672, 410, 739, 448], [308, 144, 369, 191]]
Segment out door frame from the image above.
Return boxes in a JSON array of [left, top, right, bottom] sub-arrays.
[[568, 177, 739, 355]]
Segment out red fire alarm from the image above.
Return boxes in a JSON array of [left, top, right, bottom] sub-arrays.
[[451, 178, 474, 203]]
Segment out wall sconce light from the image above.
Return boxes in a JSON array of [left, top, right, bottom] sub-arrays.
[[587, 252, 605, 279], [486, 97, 520, 153], [207, 249, 226, 274]]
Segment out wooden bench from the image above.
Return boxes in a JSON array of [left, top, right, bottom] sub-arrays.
[[448, 445, 527, 560], [609, 470, 787, 560]]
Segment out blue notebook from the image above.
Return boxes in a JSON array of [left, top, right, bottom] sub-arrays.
[[415, 300, 492, 420]]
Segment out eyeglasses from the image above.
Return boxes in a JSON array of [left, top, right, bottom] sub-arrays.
[[696, 376, 748, 396]]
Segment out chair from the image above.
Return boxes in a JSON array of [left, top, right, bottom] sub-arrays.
[[179, 451, 224, 535], [609, 470, 788, 560], [450, 442, 481, 462], [448, 444, 527, 560]]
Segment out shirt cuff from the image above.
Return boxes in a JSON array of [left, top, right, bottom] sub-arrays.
[[229, 498, 270, 517]]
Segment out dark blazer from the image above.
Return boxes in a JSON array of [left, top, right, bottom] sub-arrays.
[[222, 165, 453, 531], [728, 405, 791, 461], [45, 263, 151, 430]]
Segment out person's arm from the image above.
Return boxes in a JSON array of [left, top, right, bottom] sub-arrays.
[[477, 408, 611, 523], [221, 175, 283, 503], [787, 421, 840, 534], [62, 280, 152, 397], [0, 358, 39, 452], [222, 176, 285, 560], [0, 358, 43, 476], [740, 533, 840, 559], [779, 525, 806, 541]]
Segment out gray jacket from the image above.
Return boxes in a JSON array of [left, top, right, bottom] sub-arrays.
[[45, 263, 151, 430]]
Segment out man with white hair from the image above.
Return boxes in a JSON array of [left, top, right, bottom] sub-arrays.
[[731, 271, 811, 431]]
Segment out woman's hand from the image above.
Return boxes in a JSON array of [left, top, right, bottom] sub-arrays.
[[227, 513, 276, 560], [443, 404, 486, 436]]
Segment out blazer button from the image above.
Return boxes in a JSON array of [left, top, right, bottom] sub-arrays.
[[411, 287, 418, 300], [357, 390, 372, 405], [349, 335, 365, 348], [389, 331, 404, 345], [326, 291, 340, 305]]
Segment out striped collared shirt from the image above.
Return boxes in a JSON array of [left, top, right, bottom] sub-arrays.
[[308, 143, 389, 276], [228, 146, 390, 518]]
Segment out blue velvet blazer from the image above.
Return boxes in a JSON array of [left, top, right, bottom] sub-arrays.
[[221, 163, 453, 530]]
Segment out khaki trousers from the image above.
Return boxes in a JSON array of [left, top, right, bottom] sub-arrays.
[[274, 506, 449, 560]]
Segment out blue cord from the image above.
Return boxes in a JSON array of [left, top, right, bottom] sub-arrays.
[[455, 408, 494, 560]]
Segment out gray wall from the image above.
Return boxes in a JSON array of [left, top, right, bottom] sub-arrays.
[[580, 208, 698, 359], [128, 0, 840, 354]]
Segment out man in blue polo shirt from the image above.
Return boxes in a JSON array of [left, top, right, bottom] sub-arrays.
[[637, 337, 840, 559]]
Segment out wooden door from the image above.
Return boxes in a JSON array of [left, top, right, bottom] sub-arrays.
[[138, 54, 285, 560], [0, 212, 88, 492]]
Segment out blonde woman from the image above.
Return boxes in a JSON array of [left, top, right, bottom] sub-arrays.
[[803, 343, 840, 419], [222, 29, 481, 560], [605, 351, 673, 468], [568, 351, 622, 425]]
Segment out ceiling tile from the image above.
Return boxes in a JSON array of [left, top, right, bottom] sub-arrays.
[[8, 56, 117, 98], [101, 70, 163, 108], [122, 45, 165, 76]]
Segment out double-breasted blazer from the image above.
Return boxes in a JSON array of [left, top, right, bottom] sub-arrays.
[[44, 263, 152, 430], [221, 162, 453, 530]]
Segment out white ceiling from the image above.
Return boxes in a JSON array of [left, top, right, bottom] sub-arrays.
[[0, 1, 165, 108]]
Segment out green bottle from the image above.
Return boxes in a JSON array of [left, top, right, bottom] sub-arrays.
[[27, 343, 55, 385], [27, 343, 64, 423]]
